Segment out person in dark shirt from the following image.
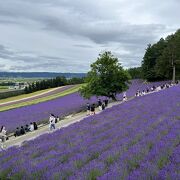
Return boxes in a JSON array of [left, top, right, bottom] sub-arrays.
[[104, 99, 108, 107], [25, 124, 30, 132], [86, 103, 91, 116], [146, 88, 149, 93], [135, 91, 138, 97], [20, 126, 25, 135], [102, 102, 105, 110], [14, 127, 21, 137], [55, 116, 59, 123], [33, 122, 38, 130], [90, 104, 95, 115], [98, 99, 102, 111]]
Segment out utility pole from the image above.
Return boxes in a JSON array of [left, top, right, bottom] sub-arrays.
[[172, 59, 176, 83], [170, 35, 176, 84]]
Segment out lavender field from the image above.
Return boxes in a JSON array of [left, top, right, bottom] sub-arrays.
[[0, 80, 169, 133], [0, 85, 179, 179], [0, 85, 75, 107]]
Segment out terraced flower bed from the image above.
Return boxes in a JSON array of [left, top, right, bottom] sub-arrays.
[[0, 85, 75, 106], [0, 85, 80, 112], [0, 85, 179, 179]]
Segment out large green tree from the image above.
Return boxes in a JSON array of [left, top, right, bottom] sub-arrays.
[[79, 51, 130, 100]]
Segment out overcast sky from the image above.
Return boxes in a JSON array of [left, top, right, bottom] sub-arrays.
[[0, 0, 179, 72]]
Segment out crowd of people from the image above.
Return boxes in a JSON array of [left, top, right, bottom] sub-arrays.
[[135, 81, 179, 97], [0, 114, 59, 148], [14, 122, 38, 137], [86, 99, 109, 116]]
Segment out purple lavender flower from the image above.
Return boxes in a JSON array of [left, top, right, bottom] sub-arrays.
[[0, 84, 179, 179]]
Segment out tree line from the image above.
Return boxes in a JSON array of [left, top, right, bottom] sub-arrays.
[[25, 77, 85, 93], [127, 67, 142, 79], [128, 29, 180, 81]]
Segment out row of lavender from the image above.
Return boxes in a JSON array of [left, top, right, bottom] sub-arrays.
[[0, 85, 75, 108], [0, 80, 169, 132], [0, 85, 179, 179]]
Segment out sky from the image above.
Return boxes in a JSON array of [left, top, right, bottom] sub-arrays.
[[0, 0, 179, 73]]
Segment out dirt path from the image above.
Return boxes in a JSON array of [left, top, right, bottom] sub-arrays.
[[3, 99, 131, 149]]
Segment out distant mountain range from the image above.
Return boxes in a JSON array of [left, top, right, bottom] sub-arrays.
[[0, 72, 86, 78]]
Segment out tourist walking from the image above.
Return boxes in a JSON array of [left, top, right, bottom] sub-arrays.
[[146, 88, 149, 93], [102, 102, 105, 110], [0, 126, 7, 141], [142, 90, 146, 95], [0, 126, 7, 149], [98, 99, 102, 111], [33, 122, 38, 130], [135, 91, 138, 97], [90, 104, 96, 115], [86, 103, 91, 116], [49, 114, 56, 130], [104, 99, 108, 107], [123, 92, 127, 101]]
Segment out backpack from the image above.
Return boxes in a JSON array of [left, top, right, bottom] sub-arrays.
[[55, 118, 58, 123]]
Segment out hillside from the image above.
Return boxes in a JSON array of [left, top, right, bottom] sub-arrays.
[[0, 85, 179, 179], [0, 80, 169, 133]]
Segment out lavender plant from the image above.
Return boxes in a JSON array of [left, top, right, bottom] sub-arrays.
[[0, 80, 169, 132], [0, 84, 179, 179]]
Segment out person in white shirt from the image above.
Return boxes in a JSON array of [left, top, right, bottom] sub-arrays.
[[142, 90, 146, 95], [156, 86, 161, 91], [0, 126, 7, 140], [49, 114, 56, 130], [0, 126, 7, 149], [29, 122, 34, 131], [123, 92, 127, 102]]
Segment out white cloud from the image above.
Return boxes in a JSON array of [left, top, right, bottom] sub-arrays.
[[0, 0, 179, 72]]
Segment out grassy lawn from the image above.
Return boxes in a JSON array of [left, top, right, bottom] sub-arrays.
[[0, 89, 10, 93], [0, 86, 8, 89], [0, 86, 9, 93], [0, 85, 81, 112]]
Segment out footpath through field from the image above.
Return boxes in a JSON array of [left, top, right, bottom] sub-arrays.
[[4, 98, 133, 149]]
